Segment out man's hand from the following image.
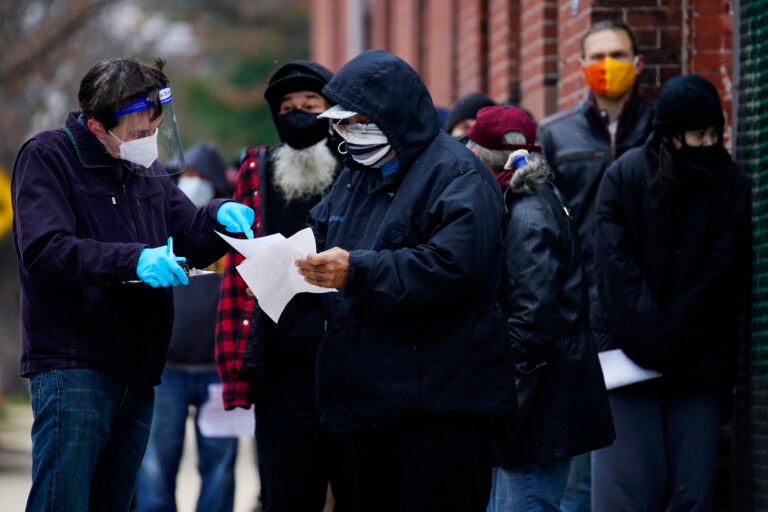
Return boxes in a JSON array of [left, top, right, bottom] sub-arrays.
[[296, 247, 349, 288]]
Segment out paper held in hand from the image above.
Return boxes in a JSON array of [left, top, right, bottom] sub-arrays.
[[198, 383, 255, 438], [216, 228, 336, 323], [598, 349, 662, 390]]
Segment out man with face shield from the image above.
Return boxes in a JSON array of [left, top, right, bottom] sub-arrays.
[[294, 50, 517, 512], [591, 74, 750, 511], [11, 57, 254, 511], [215, 60, 342, 511]]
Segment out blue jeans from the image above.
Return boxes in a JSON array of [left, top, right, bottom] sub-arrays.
[[27, 368, 154, 512], [135, 368, 238, 512], [560, 453, 591, 512], [487, 459, 571, 512]]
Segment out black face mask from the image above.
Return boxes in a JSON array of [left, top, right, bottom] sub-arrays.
[[675, 143, 728, 173], [275, 110, 330, 149]]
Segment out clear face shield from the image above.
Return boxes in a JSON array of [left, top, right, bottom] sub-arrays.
[[111, 86, 184, 177]]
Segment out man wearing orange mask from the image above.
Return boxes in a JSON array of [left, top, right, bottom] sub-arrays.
[[537, 20, 654, 512]]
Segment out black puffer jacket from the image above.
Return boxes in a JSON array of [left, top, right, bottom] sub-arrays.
[[492, 172, 614, 468], [538, 92, 653, 320], [308, 50, 517, 433], [594, 136, 751, 391]]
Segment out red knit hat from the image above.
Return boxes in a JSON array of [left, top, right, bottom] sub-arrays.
[[466, 105, 540, 152]]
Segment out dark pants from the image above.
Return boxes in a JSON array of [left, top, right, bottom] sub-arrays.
[[255, 400, 332, 512], [591, 381, 721, 512], [329, 417, 493, 512]]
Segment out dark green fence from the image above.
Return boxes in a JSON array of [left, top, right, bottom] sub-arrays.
[[735, 2, 768, 510]]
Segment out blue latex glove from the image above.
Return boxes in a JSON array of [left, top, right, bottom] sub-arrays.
[[137, 239, 189, 288], [216, 202, 255, 239]]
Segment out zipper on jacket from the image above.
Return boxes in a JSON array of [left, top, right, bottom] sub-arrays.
[[121, 172, 138, 232], [600, 109, 617, 162]]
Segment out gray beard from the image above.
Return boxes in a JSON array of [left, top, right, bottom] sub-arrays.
[[272, 140, 337, 202]]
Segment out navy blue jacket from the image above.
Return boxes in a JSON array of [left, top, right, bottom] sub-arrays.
[[12, 113, 229, 387], [594, 136, 751, 391], [308, 50, 517, 432]]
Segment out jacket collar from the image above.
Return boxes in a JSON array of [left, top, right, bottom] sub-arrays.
[[584, 88, 646, 143], [63, 112, 122, 170]]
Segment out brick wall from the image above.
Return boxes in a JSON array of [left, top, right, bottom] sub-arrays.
[[517, 0, 559, 121], [390, 0, 420, 69], [455, 0, 487, 96], [555, 1, 591, 110], [687, 0, 735, 144], [310, 0, 733, 125], [421, 0, 456, 108], [486, 0, 517, 105]]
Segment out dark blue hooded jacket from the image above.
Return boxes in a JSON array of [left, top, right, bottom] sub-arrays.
[[308, 50, 517, 432], [12, 113, 229, 387]]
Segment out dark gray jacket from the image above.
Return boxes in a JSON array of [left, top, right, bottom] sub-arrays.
[[538, 92, 653, 321]]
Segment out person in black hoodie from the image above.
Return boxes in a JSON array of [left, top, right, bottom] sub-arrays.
[[592, 74, 751, 511], [295, 49, 517, 512]]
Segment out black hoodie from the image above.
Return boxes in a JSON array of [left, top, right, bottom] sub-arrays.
[[307, 50, 518, 432]]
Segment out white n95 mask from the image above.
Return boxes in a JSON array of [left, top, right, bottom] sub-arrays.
[[177, 176, 215, 208], [110, 129, 160, 168]]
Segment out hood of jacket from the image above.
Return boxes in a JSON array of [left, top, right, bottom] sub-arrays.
[[321, 49, 441, 171]]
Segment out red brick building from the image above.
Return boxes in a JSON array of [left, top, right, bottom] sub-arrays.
[[309, 0, 734, 130]]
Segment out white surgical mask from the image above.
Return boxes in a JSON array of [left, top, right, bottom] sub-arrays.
[[110, 129, 159, 168], [177, 176, 215, 208], [333, 122, 392, 168]]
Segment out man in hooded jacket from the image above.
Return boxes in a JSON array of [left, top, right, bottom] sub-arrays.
[[295, 49, 517, 512]]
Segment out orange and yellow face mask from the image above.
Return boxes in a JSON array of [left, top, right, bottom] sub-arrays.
[[582, 57, 637, 99]]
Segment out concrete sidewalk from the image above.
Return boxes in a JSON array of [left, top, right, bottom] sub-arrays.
[[0, 403, 261, 511]]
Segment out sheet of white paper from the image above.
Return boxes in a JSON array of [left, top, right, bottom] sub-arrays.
[[233, 228, 336, 322], [598, 349, 662, 390], [197, 383, 255, 438], [216, 231, 284, 259]]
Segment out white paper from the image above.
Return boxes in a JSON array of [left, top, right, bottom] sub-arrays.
[[598, 349, 662, 390], [197, 383, 255, 438], [216, 231, 284, 259], [217, 228, 336, 322]]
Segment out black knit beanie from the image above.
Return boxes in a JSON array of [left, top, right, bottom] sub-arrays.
[[653, 74, 725, 136], [444, 92, 496, 133], [264, 60, 334, 116]]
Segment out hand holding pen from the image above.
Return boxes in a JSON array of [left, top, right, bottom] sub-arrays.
[[136, 236, 189, 287]]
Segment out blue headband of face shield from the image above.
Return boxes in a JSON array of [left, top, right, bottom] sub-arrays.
[[113, 86, 172, 118], [111, 86, 185, 177]]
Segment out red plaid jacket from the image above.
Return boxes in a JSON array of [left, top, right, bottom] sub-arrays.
[[215, 147, 263, 409]]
